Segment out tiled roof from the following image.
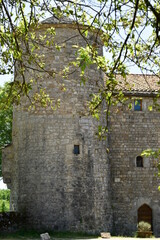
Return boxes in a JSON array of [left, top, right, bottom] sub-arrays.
[[115, 74, 160, 94]]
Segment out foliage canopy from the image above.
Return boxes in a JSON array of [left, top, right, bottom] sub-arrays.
[[0, 0, 160, 92]]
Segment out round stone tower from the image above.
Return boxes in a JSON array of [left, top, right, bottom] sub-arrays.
[[3, 16, 112, 232]]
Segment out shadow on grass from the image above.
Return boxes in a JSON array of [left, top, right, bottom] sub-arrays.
[[0, 229, 99, 239]]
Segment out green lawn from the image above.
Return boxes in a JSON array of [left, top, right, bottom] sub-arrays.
[[0, 230, 99, 239]]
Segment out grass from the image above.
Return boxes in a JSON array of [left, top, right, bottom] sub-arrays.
[[0, 230, 159, 240], [51, 231, 98, 238], [0, 230, 99, 239], [0, 230, 39, 239]]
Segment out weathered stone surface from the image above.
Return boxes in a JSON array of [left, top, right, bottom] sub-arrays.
[[109, 99, 160, 237], [40, 233, 50, 240], [101, 232, 111, 238]]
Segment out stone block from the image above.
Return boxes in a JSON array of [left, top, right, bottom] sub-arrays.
[[101, 232, 111, 238], [40, 233, 51, 240]]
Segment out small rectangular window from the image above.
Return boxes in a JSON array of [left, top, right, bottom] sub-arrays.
[[134, 99, 142, 111], [74, 145, 80, 155], [136, 156, 143, 167]]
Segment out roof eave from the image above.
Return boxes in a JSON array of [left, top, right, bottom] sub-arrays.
[[123, 91, 159, 97]]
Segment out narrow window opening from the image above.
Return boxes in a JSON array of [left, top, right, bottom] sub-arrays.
[[74, 145, 80, 155], [134, 99, 142, 111], [136, 156, 143, 167]]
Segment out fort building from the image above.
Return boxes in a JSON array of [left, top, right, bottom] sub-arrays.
[[2, 16, 160, 236]]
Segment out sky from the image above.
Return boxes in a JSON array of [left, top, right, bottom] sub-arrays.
[[0, 74, 13, 87], [0, 179, 7, 189]]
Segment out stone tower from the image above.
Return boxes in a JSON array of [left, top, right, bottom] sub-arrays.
[[2, 16, 112, 232]]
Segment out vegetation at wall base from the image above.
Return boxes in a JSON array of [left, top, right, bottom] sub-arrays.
[[137, 221, 152, 238], [138, 221, 151, 232]]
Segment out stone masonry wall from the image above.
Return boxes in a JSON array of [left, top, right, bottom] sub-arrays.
[[109, 97, 160, 236], [8, 22, 112, 233]]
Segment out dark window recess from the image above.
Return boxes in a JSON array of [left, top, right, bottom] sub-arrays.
[[136, 156, 143, 167], [134, 99, 142, 111], [74, 145, 80, 155]]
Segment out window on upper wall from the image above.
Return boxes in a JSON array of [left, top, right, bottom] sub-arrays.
[[134, 99, 142, 111], [74, 145, 80, 155], [136, 156, 143, 167]]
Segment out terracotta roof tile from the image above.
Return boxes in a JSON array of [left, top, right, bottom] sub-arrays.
[[116, 74, 160, 93]]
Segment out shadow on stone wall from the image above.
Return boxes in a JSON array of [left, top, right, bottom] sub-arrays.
[[0, 212, 22, 232]]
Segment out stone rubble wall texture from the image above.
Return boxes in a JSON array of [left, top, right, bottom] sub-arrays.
[[2, 19, 160, 236], [3, 22, 112, 233]]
